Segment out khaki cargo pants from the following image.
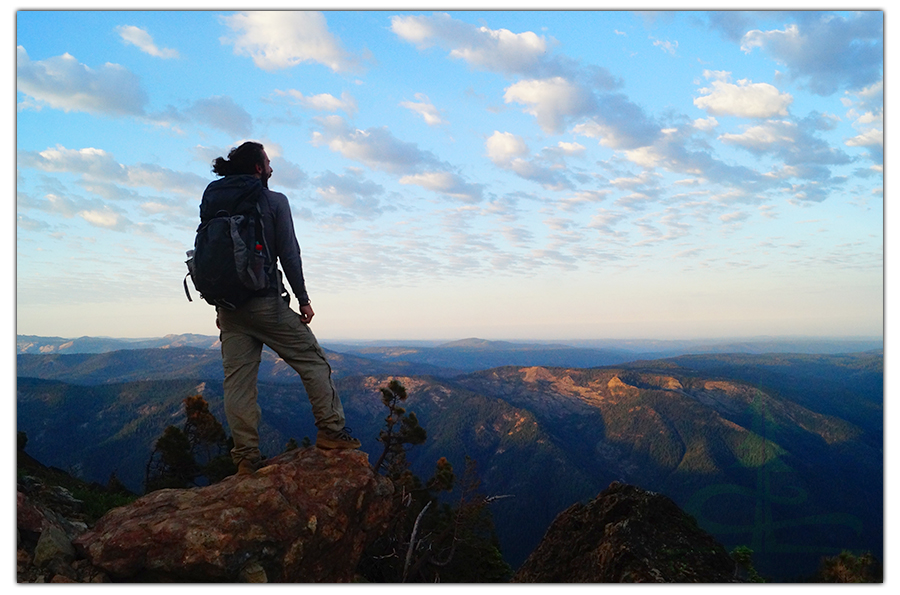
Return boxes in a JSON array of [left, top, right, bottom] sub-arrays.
[[217, 296, 346, 464]]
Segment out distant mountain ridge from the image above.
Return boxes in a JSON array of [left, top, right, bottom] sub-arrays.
[[18, 333, 882, 360], [16, 346, 452, 384], [16, 334, 221, 354]]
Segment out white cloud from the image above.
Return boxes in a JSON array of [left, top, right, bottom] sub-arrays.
[[390, 12, 548, 76], [311, 116, 441, 175], [79, 208, 129, 230], [612, 125, 770, 195], [18, 145, 207, 196], [311, 116, 480, 201], [449, 26, 547, 74], [23, 145, 123, 179], [276, 89, 357, 115], [400, 94, 445, 126], [841, 80, 883, 165], [220, 11, 361, 73], [399, 171, 483, 202], [719, 121, 797, 151], [504, 77, 596, 134], [116, 25, 179, 59], [845, 128, 883, 149], [17, 187, 133, 231], [694, 76, 793, 118], [557, 190, 610, 210], [485, 131, 529, 164], [391, 13, 647, 143], [845, 128, 883, 166], [587, 208, 628, 236], [16, 46, 147, 116], [485, 131, 571, 190], [622, 145, 666, 169], [720, 210, 750, 223], [653, 38, 678, 56], [693, 117, 719, 131], [556, 141, 585, 155]]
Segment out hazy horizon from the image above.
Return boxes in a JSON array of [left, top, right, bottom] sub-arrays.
[[16, 330, 884, 346], [16, 8, 884, 341]]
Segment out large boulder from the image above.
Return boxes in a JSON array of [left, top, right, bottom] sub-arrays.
[[513, 482, 738, 583], [74, 448, 394, 582]]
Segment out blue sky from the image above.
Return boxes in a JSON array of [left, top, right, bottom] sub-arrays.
[[15, 7, 884, 341]]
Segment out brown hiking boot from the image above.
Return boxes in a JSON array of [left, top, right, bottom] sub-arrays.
[[237, 458, 260, 475], [316, 427, 361, 450]]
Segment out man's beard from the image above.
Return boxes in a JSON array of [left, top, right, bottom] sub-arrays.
[[261, 172, 270, 189]]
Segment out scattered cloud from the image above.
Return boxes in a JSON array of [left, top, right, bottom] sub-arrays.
[[557, 189, 611, 211], [17, 187, 133, 231], [312, 115, 481, 201], [571, 93, 661, 149], [720, 210, 750, 223], [740, 11, 883, 95], [313, 169, 385, 215], [275, 89, 358, 115], [400, 93, 445, 125], [220, 11, 363, 73], [652, 38, 679, 56], [693, 116, 719, 131], [17, 145, 207, 196], [17, 46, 147, 116], [504, 77, 596, 134], [311, 115, 441, 175], [390, 12, 550, 77], [485, 131, 529, 163], [706, 10, 765, 43], [845, 128, 883, 165], [399, 171, 483, 202], [842, 80, 883, 166], [185, 96, 253, 137], [694, 72, 793, 118], [116, 25, 179, 59], [485, 131, 572, 190], [391, 11, 661, 152], [555, 141, 585, 155], [617, 124, 770, 197], [720, 115, 853, 177]]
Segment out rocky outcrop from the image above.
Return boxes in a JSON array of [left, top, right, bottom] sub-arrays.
[[513, 482, 738, 583], [72, 448, 393, 582], [17, 477, 108, 583]]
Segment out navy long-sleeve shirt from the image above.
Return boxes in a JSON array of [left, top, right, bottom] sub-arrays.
[[259, 187, 310, 306]]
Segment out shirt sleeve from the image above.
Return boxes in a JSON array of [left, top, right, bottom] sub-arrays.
[[266, 190, 310, 305]]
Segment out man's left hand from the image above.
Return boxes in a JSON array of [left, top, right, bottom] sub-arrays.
[[299, 303, 315, 323]]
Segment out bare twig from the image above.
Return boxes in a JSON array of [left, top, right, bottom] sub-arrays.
[[402, 501, 431, 582]]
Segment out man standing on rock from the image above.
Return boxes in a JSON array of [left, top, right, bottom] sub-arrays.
[[204, 141, 360, 475]]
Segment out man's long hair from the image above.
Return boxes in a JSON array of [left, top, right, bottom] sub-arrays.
[[211, 141, 265, 177]]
